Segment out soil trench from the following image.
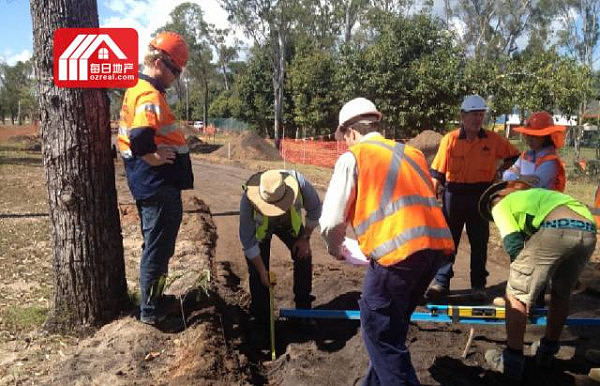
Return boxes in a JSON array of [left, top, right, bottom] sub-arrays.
[[194, 160, 600, 386]]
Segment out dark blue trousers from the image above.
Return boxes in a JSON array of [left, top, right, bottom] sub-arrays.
[[246, 226, 312, 324], [433, 189, 489, 289], [360, 249, 446, 386], [137, 185, 183, 319]]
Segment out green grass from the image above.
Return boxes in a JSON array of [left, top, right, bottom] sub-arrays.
[[1, 305, 48, 331]]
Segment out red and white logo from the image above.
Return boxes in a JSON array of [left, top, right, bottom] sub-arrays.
[[53, 28, 138, 88]]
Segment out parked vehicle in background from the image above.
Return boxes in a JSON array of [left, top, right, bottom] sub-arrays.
[[194, 121, 204, 130]]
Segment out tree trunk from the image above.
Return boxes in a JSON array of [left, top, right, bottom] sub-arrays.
[[272, 26, 285, 141], [30, 0, 128, 333], [221, 63, 229, 91]]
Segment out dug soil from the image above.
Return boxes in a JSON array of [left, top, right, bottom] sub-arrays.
[[212, 130, 282, 161], [1, 127, 600, 385]]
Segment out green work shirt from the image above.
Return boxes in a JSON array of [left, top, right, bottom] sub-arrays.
[[491, 188, 595, 261], [492, 188, 594, 238]]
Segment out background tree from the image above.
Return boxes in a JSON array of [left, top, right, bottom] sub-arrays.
[[287, 42, 338, 138], [30, 0, 128, 332], [555, 0, 600, 70], [222, 0, 299, 140], [159, 3, 214, 126], [1, 61, 37, 124], [338, 12, 463, 137], [234, 45, 275, 136]]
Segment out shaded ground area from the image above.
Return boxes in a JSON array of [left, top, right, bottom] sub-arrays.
[[1, 125, 600, 385]]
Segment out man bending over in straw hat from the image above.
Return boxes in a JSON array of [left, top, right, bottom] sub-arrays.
[[239, 169, 322, 344], [478, 180, 597, 381]]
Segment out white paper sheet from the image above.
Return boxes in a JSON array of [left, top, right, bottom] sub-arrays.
[[341, 237, 369, 266]]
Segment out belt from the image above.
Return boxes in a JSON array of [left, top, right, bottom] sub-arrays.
[[540, 218, 596, 233]]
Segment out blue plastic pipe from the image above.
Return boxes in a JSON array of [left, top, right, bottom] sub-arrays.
[[278, 308, 600, 326]]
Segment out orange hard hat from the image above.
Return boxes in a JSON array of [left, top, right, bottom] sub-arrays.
[[149, 31, 188, 70]]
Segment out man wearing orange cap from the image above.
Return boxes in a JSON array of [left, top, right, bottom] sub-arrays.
[[118, 31, 192, 326], [503, 111, 566, 191]]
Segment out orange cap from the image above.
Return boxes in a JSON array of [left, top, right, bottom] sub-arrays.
[[149, 31, 188, 70]]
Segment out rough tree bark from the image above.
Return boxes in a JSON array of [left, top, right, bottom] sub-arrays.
[[30, 0, 128, 333]]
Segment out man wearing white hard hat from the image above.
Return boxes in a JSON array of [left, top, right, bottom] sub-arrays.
[[239, 169, 322, 344], [320, 97, 454, 385], [425, 95, 519, 302]]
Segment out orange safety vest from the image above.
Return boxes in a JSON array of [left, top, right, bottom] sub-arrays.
[[118, 78, 188, 157], [593, 185, 600, 227], [521, 150, 566, 192], [349, 135, 454, 266]]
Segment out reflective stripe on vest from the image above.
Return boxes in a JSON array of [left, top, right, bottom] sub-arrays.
[[350, 136, 454, 266], [255, 194, 303, 241], [118, 78, 187, 159]]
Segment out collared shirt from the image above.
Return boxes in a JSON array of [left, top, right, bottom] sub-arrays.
[[118, 75, 192, 199], [502, 146, 559, 189], [430, 126, 519, 190], [239, 170, 322, 259], [319, 132, 382, 256]]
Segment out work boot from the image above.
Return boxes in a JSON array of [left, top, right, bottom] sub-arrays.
[[589, 368, 600, 383], [471, 287, 487, 302], [531, 339, 560, 367], [424, 282, 448, 301], [247, 317, 270, 348], [161, 294, 182, 316], [585, 349, 600, 365], [139, 312, 167, 326], [485, 348, 525, 381], [294, 318, 318, 334]]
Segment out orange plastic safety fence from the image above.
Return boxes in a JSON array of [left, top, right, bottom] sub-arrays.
[[280, 139, 348, 168]]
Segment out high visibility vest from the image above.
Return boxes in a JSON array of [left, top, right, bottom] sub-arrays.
[[349, 135, 454, 266], [118, 77, 193, 199], [593, 185, 600, 227], [521, 150, 566, 192], [118, 78, 189, 158]]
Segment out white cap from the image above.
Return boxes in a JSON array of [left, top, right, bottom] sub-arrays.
[[336, 97, 382, 140], [460, 95, 488, 112]]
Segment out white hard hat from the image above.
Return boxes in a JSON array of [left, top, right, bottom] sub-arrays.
[[335, 97, 382, 140], [460, 94, 488, 112]]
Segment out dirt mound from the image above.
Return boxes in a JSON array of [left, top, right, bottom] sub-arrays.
[[213, 130, 282, 161], [17, 196, 252, 385], [7, 134, 41, 151], [0, 124, 39, 142], [185, 135, 206, 153], [407, 130, 442, 165]]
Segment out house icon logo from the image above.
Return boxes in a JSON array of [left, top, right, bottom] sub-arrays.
[[53, 28, 138, 88]]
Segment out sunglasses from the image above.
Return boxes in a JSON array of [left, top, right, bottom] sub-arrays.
[[161, 57, 181, 77]]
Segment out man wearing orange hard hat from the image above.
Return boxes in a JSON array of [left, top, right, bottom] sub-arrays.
[[118, 31, 193, 326]]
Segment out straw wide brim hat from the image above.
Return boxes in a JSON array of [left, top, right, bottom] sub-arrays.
[[245, 170, 299, 217], [478, 180, 533, 221]]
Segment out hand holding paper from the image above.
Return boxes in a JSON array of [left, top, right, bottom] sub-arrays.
[[341, 237, 369, 265]]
